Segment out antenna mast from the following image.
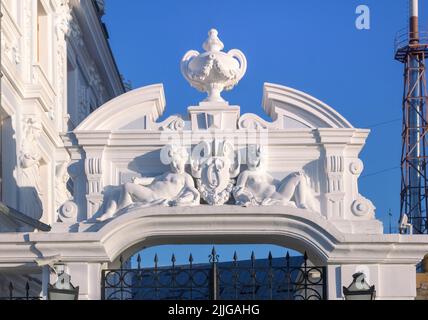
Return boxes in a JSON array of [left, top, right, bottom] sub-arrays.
[[396, 0, 428, 234]]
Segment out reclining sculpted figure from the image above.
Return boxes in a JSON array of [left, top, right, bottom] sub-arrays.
[[233, 145, 317, 211], [100, 145, 200, 221]]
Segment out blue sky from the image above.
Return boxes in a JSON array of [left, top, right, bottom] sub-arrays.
[[102, 0, 427, 266]]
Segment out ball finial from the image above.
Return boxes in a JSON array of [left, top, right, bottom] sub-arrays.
[[209, 29, 218, 37]]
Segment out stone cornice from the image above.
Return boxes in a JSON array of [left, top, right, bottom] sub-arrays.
[[73, 128, 369, 148]]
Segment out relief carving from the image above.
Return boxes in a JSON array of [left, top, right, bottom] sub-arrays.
[[157, 116, 185, 131], [233, 145, 317, 211], [55, 161, 78, 223], [19, 118, 43, 220], [99, 145, 200, 221], [191, 140, 240, 205], [350, 159, 364, 176], [351, 197, 375, 218]]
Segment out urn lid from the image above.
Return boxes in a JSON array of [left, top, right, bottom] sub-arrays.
[[203, 29, 224, 52]]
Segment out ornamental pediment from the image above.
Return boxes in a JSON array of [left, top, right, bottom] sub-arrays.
[[63, 29, 379, 235]]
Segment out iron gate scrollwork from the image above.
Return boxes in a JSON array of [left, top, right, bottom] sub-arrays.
[[101, 248, 327, 300]]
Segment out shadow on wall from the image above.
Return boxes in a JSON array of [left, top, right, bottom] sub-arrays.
[[17, 118, 44, 223]]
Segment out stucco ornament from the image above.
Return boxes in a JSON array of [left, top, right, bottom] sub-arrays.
[[100, 145, 200, 221], [59, 201, 78, 223], [19, 118, 44, 220], [55, 162, 72, 209], [350, 159, 364, 176], [55, 162, 78, 223], [56, 0, 72, 37], [351, 197, 375, 218], [233, 145, 318, 210], [181, 29, 247, 103], [191, 140, 240, 205]]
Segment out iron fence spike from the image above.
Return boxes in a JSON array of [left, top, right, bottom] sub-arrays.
[[9, 282, 13, 300], [251, 251, 256, 269], [153, 253, 159, 268], [233, 251, 238, 261], [209, 246, 219, 263], [137, 254, 142, 269]]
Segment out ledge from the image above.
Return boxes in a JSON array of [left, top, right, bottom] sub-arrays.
[[0, 206, 426, 266]]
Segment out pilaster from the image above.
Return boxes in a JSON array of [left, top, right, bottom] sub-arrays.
[[84, 148, 105, 219]]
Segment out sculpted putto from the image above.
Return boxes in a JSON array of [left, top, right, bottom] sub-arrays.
[[233, 145, 317, 211], [100, 145, 200, 221]]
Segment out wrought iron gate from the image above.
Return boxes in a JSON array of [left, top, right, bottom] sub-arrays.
[[102, 248, 327, 300]]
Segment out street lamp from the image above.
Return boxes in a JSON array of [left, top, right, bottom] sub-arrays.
[[343, 272, 376, 300], [48, 266, 79, 300]]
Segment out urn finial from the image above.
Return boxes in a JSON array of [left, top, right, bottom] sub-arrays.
[[181, 29, 247, 103]]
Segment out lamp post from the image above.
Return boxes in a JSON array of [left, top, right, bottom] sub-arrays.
[[343, 272, 376, 300], [47, 265, 79, 300]]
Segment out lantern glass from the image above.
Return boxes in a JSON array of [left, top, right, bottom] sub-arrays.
[[48, 286, 79, 300]]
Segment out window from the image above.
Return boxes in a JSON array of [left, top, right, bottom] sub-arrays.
[[37, 1, 49, 72]]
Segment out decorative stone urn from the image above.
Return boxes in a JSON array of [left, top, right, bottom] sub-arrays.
[[181, 29, 247, 103]]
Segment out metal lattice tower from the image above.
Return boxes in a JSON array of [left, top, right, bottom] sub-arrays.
[[396, 0, 428, 234]]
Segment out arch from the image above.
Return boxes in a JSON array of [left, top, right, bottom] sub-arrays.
[[263, 83, 353, 129], [75, 84, 166, 131], [95, 206, 345, 266]]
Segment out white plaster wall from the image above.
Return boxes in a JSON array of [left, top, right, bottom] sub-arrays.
[[328, 264, 417, 300]]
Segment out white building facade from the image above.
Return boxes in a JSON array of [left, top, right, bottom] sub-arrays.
[[0, 3, 428, 300], [0, 0, 124, 295]]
